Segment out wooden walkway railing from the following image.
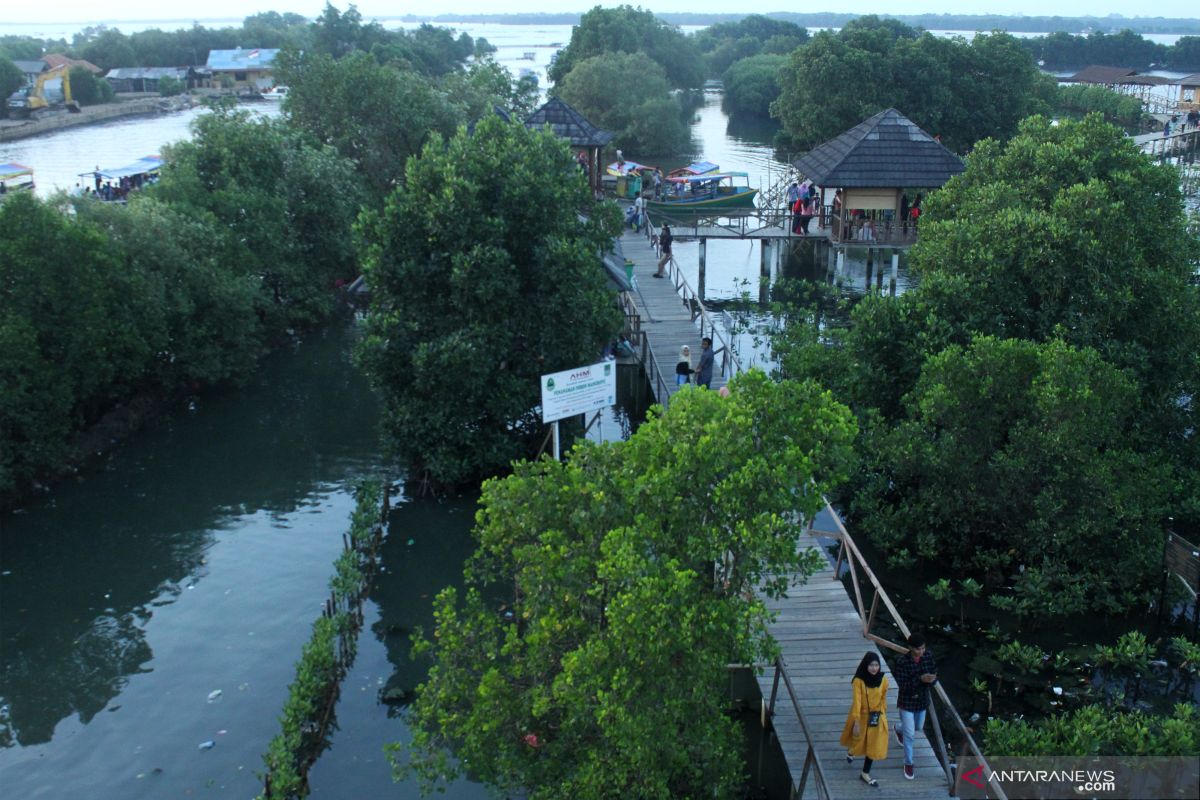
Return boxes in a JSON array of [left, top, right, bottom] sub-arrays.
[[819, 500, 1007, 800]]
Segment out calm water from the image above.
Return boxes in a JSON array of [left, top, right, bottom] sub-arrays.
[[0, 25, 900, 798]]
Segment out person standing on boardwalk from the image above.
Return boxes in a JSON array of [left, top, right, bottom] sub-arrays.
[[695, 337, 714, 389], [895, 632, 938, 780], [674, 345, 693, 385], [654, 224, 672, 278], [840, 652, 889, 787], [633, 193, 645, 232]]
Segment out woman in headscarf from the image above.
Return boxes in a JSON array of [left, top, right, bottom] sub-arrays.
[[674, 345, 693, 385], [839, 651, 890, 787]]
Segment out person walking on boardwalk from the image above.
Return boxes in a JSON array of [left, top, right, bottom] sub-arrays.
[[840, 652, 889, 787], [695, 337, 714, 389], [654, 224, 673, 278], [674, 345, 694, 385], [895, 632, 938, 780]]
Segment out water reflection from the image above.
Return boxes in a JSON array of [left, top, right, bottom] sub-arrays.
[[0, 321, 379, 767]]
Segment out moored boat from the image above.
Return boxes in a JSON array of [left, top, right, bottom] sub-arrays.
[[667, 160, 718, 179], [81, 155, 163, 202], [606, 159, 658, 178], [648, 171, 758, 212], [0, 162, 35, 197], [261, 86, 289, 101]]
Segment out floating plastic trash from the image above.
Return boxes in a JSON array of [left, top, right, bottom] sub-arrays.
[[198, 740, 215, 750], [207, 690, 222, 702]]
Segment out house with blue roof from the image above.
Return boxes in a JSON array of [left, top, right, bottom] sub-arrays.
[[205, 48, 281, 92]]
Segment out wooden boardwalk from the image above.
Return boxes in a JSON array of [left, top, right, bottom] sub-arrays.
[[758, 529, 950, 799], [619, 228, 729, 405]]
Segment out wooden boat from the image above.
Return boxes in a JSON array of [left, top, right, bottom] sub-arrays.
[[0, 162, 35, 196], [648, 172, 758, 211], [667, 161, 718, 179], [81, 155, 163, 202], [606, 159, 658, 178]]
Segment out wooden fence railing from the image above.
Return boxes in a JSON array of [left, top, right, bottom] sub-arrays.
[[818, 499, 1007, 800], [764, 656, 834, 800]]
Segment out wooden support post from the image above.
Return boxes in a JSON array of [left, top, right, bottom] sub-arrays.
[[759, 240, 771, 304], [698, 238, 707, 300], [865, 247, 874, 292], [890, 250, 900, 296]]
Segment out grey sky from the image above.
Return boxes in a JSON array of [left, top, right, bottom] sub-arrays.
[[7, 1, 1199, 26]]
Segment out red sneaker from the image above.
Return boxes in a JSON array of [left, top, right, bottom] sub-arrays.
[[904, 764, 915, 780]]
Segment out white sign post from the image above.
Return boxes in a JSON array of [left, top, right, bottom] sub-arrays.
[[540, 360, 617, 460]]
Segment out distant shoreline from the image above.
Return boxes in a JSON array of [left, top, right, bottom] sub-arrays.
[[6, 13, 1200, 35]]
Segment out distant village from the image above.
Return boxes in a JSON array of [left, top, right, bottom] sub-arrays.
[[11, 47, 283, 95]]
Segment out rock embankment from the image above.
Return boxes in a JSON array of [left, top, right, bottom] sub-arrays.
[[0, 95, 198, 142]]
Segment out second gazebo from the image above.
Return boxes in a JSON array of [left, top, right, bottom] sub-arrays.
[[794, 108, 964, 246], [525, 96, 615, 197]]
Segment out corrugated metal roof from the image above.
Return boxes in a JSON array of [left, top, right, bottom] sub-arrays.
[[1177, 73, 1200, 86], [792, 108, 964, 189], [206, 49, 280, 71], [525, 97, 614, 147], [13, 60, 45, 75], [105, 67, 188, 80]]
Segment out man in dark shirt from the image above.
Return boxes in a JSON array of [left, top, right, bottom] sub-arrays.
[[894, 632, 937, 779], [695, 337, 714, 389]]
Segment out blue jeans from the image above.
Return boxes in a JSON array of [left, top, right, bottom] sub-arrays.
[[899, 708, 926, 766]]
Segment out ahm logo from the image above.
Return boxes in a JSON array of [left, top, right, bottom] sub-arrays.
[[961, 766, 987, 789]]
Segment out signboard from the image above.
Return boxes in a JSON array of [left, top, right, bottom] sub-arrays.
[[541, 361, 616, 424]]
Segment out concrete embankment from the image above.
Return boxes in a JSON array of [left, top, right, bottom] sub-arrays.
[[0, 96, 197, 142]]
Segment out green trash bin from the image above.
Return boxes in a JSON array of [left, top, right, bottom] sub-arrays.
[[624, 260, 635, 284], [615, 175, 626, 197]]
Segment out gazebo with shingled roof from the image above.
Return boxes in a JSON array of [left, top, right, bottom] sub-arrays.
[[524, 96, 614, 196], [794, 108, 964, 246]]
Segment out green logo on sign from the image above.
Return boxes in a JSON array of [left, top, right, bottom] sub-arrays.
[[546, 377, 555, 390], [604, 363, 612, 376]]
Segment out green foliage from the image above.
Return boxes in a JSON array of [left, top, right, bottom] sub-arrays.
[[154, 108, 364, 333], [0, 58, 23, 115], [439, 60, 540, 125], [398, 371, 856, 798], [68, 66, 111, 105], [693, 14, 808, 78], [156, 74, 184, 96], [548, 4, 703, 90], [274, 49, 459, 203], [77, 27, 137, 71], [259, 480, 384, 799], [773, 20, 1054, 151], [721, 53, 787, 118], [859, 336, 1167, 617], [997, 640, 1048, 676], [1056, 84, 1145, 127], [556, 51, 689, 156], [356, 117, 623, 487], [912, 115, 1199, 435], [985, 703, 1200, 756], [1021, 29, 1168, 70]]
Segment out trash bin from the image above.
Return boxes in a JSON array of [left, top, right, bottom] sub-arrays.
[[616, 175, 626, 197], [624, 260, 635, 284]]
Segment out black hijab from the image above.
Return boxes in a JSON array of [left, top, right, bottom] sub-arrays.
[[853, 652, 884, 688]]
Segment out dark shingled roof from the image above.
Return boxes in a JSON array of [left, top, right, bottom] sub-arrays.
[[1069, 65, 1139, 84], [792, 108, 964, 189], [525, 96, 614, 147]]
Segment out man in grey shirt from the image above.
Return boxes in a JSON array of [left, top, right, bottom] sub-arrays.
[[695, 337, 714, 389]]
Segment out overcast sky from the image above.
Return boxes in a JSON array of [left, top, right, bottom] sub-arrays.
[[6, 1, 1199, 26]]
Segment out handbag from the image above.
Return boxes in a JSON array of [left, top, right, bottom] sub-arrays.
[[867, 711, 881, 728]]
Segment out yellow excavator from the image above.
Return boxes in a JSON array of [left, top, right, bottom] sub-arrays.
[[6, 65, 82, 120]]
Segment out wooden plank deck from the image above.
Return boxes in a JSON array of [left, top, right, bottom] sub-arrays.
[[619, 229, 728, 405], [758, 532, 950, 799]]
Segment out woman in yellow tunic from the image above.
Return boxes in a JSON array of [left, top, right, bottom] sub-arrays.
[[840, 652, 890, 787]]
